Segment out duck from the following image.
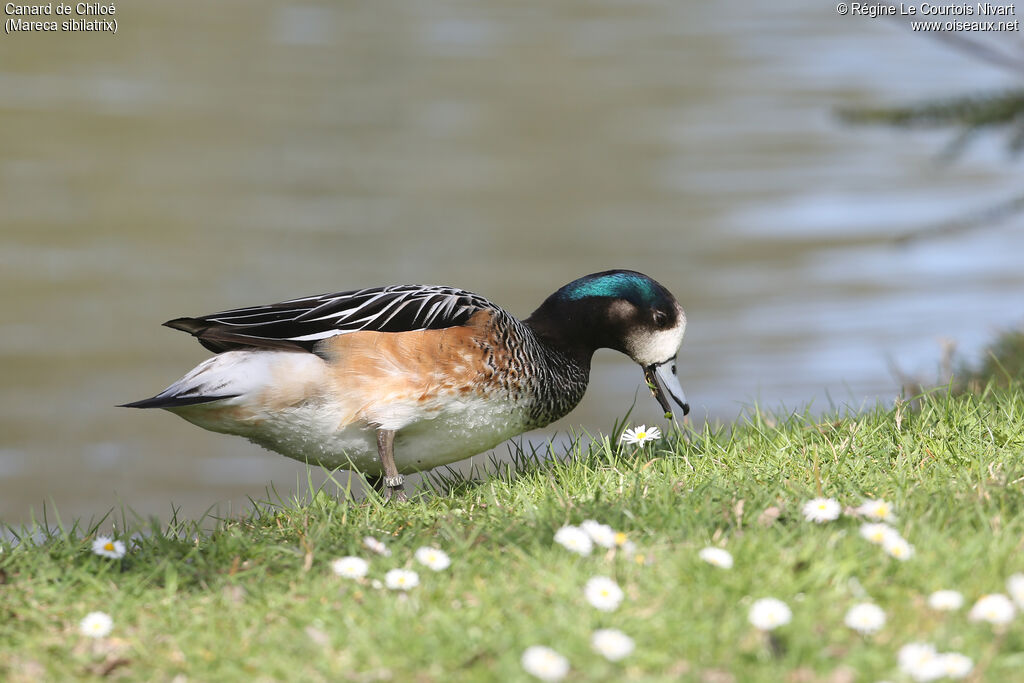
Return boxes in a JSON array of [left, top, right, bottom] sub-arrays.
[[121, 269, 689, 500]]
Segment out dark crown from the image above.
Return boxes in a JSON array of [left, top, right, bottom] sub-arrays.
[[555, 270, 674, 310], [524, 270, 679, 359]]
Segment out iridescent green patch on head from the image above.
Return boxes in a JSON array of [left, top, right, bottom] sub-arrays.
[[561, 271, 664, 307]]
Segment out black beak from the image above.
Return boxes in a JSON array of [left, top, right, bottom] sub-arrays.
[[643, 360, 689, 419]]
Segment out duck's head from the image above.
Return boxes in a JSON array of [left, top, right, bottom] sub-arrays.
[[525, 270, 689, 418]]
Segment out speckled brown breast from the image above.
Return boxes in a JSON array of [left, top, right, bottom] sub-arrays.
[[316, 308, 589, 430]]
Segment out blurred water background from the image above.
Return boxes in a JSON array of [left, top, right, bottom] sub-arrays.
[[2, 1, 1024, 526]]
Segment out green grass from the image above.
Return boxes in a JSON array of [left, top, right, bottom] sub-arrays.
[[3, 389, 1024, 681]]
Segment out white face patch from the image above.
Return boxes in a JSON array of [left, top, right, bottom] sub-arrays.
[[625, 308, 686, 366]]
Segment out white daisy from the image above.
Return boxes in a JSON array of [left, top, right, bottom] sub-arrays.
[[591, 628, 635, 661], [553, 525, 593, 556], [91, 536, 126, 559], [384, 568, 419, 591], [859, 523, 899, 546], [414, 546, 451, 571], [937, 652, 973, 679], [881, 534, 914, 561], [844, 602, 886, 634], [898, 642, 944, 682], [584, 576, 624, 612], [521, 645, 569, 681], [79, 611, 113, 638], [927, 589, 964, 611], [331, 556, 369, 579], [898, 642, 936, 669], [748, 597, 792, 630], [611, 531, 637, 558], [362, 536, 391, 557], [1007, 573, 1024, 609], [968, 593, 1015, 625], [855, 498, 895, 521], [580, 520, 616, 549], [698, 547, 734, 569], [802, 498, 841, 523], [620, 425, 661, 446], [911, 661, 945, 681]]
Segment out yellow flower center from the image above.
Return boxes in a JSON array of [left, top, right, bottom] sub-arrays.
[[613, 532, 628, 546], [103, 542, 114, 551], [636, 431, 647, 439]]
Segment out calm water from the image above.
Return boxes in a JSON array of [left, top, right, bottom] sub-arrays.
[[2, 1, 1023, 525]]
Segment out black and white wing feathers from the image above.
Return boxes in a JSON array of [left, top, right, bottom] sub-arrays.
[[164, 285, 502, 354]]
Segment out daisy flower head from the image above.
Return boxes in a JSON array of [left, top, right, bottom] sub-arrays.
[[580, 520, 616, 549], [384, 568, 419, 591], [584, 576, 624, 612], [362, 536, 391, 557], [91, 536, 126, 559], [79, 611, 113, 638], [968, 593, 1015, 625], [620, 424, 661, 446], [553, 525, 593, 556], [331, 556, 369, 579], [898, 642, 943, 682], [859, 522, 899, 546], [698, 547, 734, 569], [938, 652, 973, 679], [927, 589, 964, 611], [521, 645, 569, 681], [802, 497, 841, 523], [881, 533, 914, 561], [855, 498, 895, 521], [748, 597, 792, 630], [591, 628, 635, 662], [1007, 573, 1024, 609], [844, 602, 886, 634], [414, 546, 451, 571]]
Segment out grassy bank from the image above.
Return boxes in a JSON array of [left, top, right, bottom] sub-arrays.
[[3, 389, 1024, 681]]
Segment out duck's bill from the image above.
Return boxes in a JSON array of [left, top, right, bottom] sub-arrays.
[[643, 360, 689, 418]]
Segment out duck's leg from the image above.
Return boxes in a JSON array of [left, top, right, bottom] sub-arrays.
[[376, 429, 406, 502]]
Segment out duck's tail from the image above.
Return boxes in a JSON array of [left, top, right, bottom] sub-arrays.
[[118, 393, 238, 409], [118, 351, 273, 410]]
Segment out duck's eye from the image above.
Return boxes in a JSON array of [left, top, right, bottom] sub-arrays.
[[653, 310, 668, 327]]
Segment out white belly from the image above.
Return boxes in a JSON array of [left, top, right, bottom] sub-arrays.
[[172, 392, 534, 476]]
